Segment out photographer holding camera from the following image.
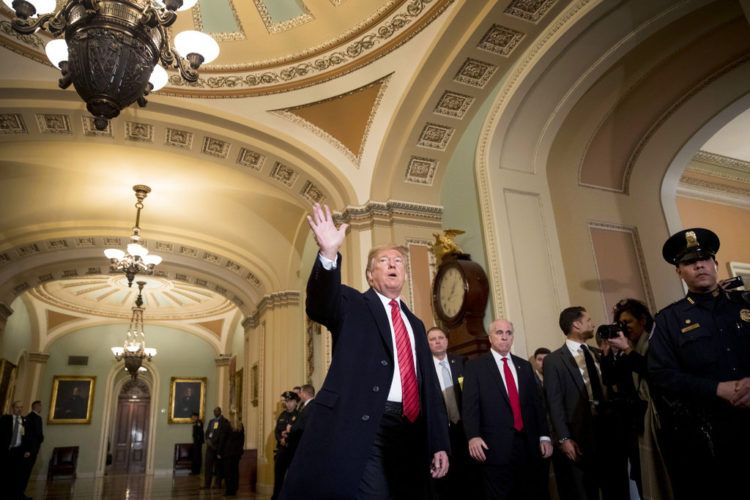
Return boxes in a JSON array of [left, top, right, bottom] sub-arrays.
[[598, 299, 673, 500]]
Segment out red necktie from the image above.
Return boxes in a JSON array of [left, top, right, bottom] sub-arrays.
[[389, 299, 420, 422], [502, 357, 524, 431]]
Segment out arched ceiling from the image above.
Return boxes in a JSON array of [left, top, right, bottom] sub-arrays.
[[2, 0, 749, 332]]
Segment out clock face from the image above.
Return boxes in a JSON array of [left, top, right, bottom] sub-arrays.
[[438, 266, 466, 320]]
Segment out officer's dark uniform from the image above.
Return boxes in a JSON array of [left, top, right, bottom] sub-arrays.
[[271, 392, 299, 500], [648, 228, 750, 500]]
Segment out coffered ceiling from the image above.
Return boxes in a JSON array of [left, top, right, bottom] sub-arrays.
[[1, 0, 748, 343]]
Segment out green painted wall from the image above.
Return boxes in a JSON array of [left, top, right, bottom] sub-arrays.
[[2, 297, 32, 364], [441, 84, 502, 329], [37, 323, 217, 476]]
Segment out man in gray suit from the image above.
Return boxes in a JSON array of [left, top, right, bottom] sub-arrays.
[[543, 307, 629, 500]]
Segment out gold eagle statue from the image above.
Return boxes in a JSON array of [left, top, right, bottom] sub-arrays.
[[431, 229, 465, 264]]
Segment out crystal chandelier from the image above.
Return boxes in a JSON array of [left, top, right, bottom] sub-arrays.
[[112, 281, 156, 379], [3, 0, 219, 130], [104, 184, 162, 287]]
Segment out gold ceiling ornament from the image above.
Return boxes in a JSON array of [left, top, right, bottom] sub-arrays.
[[2, 0, 219, 130], [111, 281, 156, 379], [104, 184, 162, 287]]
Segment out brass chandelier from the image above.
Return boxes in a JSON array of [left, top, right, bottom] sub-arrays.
[[104, 184, 162, 287], [112, 280, 156, 379], [3, 0, 219, 130]]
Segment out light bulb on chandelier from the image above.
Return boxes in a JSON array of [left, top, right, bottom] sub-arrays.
[[105, 185, 162, 287]]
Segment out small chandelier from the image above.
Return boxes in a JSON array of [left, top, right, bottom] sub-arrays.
[[112, 280, 156, 379], [3, 0, 219, 130], [104, 184, 162, 287]]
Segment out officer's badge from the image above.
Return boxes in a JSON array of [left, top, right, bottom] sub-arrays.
[[741, 309, 750, 322], [685, 319, 691, 324], [681, 323, 700, 333], [685, 231, 698, 248]]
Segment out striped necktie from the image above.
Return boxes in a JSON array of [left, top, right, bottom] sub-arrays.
[[389, 299, 420, 422]]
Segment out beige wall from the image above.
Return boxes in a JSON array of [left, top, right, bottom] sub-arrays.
[[676, 196, 750, 280]]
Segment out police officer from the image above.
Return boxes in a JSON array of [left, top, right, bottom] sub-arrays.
[[648, 227, 750, 500], [271, 391, 299, 500]]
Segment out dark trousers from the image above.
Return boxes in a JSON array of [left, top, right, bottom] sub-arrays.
[[224, 455, 241, 495], [479, 432, 545, 500], [357, 407, 426, 500], [661, 407, 750, 499], [191, 443, 202, 474], [271, 448, 292, 500], [204, 446, 223, 487], [430, 421, 480, 500], [20, 452, 37, 497], [552, 416, 629, 500], [2, 446, 28, 499]]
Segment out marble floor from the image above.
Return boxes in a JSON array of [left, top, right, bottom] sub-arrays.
[[26, 474, 270, 500]]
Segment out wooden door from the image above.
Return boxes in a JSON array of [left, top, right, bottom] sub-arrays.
[[111, 380, 150, 473]]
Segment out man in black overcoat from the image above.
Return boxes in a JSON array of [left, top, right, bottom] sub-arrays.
[[281, 203, 450, 499]]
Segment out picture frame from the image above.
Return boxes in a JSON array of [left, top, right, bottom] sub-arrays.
[[48, 375, 95, 424], [0, 359, 17, 414], [168, 377, 206, 424]]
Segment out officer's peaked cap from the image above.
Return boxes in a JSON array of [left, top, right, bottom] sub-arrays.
[[661, 227, 720, 265]]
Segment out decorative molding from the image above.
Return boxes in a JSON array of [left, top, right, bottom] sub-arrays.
[[272, 75, 391, 165], [165, 128, 194, 150], [694, 150, 750, 171], [417, 122, 454, 151], [193, 0, 246, 41], [253, 0, 313, 34], [405, 156, 438, 185], [0, 113, 27, 134], [476, 0, 594, 321], [337, 200, 442, 226], [433, 91, 475, 119], [202, 136, 231, 159], [623, 53, 750, 194], [243, 291, 302, 328], [164, 0, 452, 96], [454, 58, 498, 88], [215, 354, 233, 367], [82, 116, 111, 137], [477, 24, 525, 57], [677, 177, 750, 209], [27, 352, 51, 363], [269, 161, 299, 187], [125, 121, 154, 143], [504, 0, 558, 24], [236, 147, 265, 171], [36, 113, 71, 134], [300, 181, 326, 204]]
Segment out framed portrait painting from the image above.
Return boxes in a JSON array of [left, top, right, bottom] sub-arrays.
[[48, 375, 95, 424], [169, 377, 206, 424]]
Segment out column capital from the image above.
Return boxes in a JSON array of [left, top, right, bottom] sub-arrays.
[[215, 354, 232, 367], [27, 352, 50, 364]]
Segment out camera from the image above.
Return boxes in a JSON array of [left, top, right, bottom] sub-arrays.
[[596, 321, 627, 340]]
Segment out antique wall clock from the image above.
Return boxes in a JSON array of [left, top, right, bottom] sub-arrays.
[[432, 253, 490, 356]]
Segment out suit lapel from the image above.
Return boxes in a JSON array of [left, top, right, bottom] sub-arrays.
[[364, 288, 394, 361], [484, 353, 510, 407]]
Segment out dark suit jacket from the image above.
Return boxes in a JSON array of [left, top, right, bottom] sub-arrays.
[[543, 343, 601, 453], [286, 398, 312, 458], [0, 414, 31, 454], [463, 352, 548, 465], [24, 411, 44, 457], [281, 254, 450, 500]]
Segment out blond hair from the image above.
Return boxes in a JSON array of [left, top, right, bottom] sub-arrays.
[[365, 244, 409, 273]]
